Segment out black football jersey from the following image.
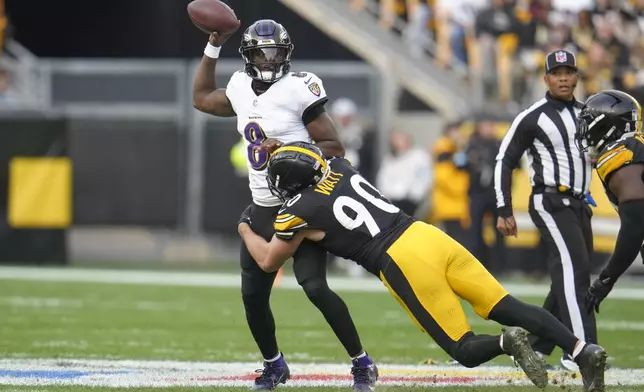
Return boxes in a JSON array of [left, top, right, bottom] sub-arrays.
[[273, 158, 414, 275], [595, 133, 644, 209]]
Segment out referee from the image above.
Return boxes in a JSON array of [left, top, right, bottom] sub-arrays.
[[494, 50, 597, 370]]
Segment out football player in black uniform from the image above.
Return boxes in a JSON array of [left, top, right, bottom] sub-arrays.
[[575, 89, 644, 313], [238, 142, 609, 392], [193, 20, 375, 391]]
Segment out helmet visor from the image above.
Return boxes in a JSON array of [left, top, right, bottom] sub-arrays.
[[247, 47, 288, 65]]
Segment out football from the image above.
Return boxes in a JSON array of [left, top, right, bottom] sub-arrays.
[[187, 0, 239, 34]]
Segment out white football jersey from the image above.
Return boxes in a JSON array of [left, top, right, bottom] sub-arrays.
[[225, 70, 328, 207]]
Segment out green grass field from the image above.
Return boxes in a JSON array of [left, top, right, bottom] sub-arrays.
[[1, 266, 643, 392]]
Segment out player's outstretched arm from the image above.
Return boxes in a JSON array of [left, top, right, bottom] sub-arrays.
[[238, 222, 325, 272], [192, 30, 238, 117], [306, 112, 345, 158], [238, 223, 301, 272], [587, 163, 644, 313]]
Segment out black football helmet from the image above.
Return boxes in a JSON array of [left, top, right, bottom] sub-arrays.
[[576, 89, 642, 157], [267, 142, 328, 201], [239, 19, 294, 83]]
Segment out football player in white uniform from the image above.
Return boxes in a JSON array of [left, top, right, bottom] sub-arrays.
[[192, 19, 377, 391]]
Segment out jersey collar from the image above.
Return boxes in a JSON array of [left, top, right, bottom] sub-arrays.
[[546, 91, 583, 111]]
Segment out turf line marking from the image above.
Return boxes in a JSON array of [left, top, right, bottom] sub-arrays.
[[0, 359, 643, 388], [1, 266, 644, 300]]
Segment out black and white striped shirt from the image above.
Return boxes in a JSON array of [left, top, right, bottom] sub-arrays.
[[495, 92, 592, 217]]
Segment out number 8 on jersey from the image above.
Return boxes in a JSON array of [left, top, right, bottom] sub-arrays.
[[244, 122, 268, 171]]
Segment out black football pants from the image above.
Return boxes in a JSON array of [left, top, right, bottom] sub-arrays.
[[527, 192, 598, 355], [239, 203, 364, 359]]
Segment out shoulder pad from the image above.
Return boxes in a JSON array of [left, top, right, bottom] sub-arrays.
[[328, 157, 354, 173], [289, 71, 325, 99]]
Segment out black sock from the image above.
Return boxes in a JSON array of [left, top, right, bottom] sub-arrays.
[[489, 295, 578, 355]]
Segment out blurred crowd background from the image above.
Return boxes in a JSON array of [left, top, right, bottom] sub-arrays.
[[0, 0, 641, 279], [352, 0, 644, 110]]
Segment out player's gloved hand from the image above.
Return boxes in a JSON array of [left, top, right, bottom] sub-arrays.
[[585, 274, 615, 314], [209, 22, 241, 47], [254, 138, 283, 155], [584, 192, 597, 207], [238, 204, 252, 228]]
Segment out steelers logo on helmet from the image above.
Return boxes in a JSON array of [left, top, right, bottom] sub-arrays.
[[239, 19, 294, 83]]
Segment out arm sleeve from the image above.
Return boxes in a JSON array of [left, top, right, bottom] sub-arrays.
[[494, 111, 535, 217], [602, 199, 644, 281], [302, 100, 326, 125]]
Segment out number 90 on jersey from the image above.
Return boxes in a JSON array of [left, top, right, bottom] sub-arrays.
[[243, 122, 268, 171]]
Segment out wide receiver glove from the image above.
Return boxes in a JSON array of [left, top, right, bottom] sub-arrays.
[[586, 274, 615, 314], [238, 204, 253, 227]]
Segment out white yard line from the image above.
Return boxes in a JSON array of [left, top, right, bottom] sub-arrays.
[[2, 266, 644, 300], [0, 358, 642, 388]]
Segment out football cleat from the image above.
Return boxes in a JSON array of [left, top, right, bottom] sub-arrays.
[[510, 351, 554, 371], [351, 354, 378, 391], [502, 327, 548, 389], [252, 352, 290, 390], [575, 344, 607, 392]]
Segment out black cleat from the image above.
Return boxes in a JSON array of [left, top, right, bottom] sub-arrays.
[[575, 344, 607, 392]]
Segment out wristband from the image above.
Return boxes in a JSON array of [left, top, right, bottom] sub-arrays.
[[204, 43, 221, 59]]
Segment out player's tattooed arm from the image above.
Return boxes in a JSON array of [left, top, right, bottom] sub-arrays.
[[192, 32, 237, 117], [306, 112, 346, 158]]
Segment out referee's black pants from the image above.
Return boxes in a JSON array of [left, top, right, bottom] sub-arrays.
[[527, 192, 597, 355], [239, 203, 364, 360]]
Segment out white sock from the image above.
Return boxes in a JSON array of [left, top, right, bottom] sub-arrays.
[[572, 342, 586, 360], [351, 351, 367, 361], [499, 335, 504, 351], [265, 352, 282, 363]]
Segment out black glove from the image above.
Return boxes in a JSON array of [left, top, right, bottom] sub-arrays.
[[585, 274, 615, 314], [238, 204, 252, 227]]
